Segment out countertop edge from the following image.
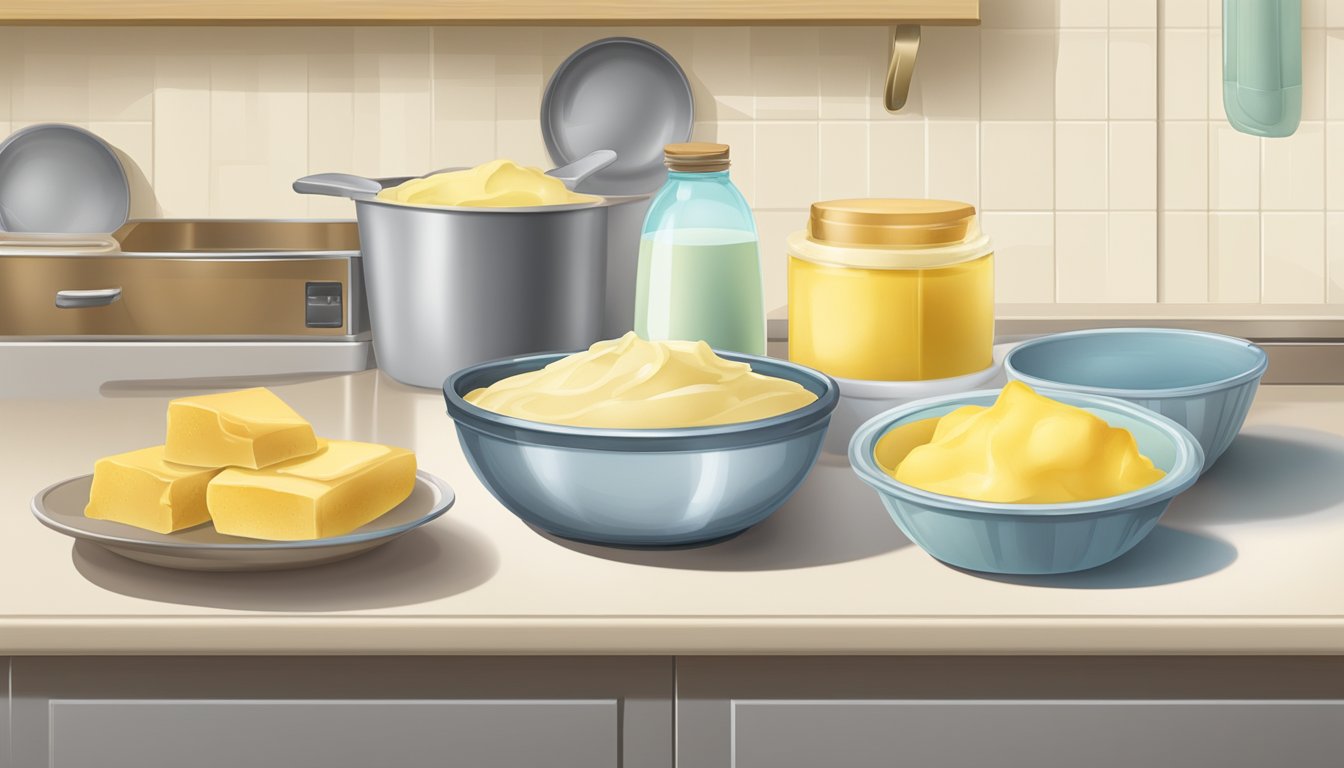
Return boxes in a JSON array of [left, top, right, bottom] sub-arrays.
[[6, 617, 1344, 655]]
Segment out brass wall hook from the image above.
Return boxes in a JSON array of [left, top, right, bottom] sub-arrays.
[[884, 25, 921, 113]]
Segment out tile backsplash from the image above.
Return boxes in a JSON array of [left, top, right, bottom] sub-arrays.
[[2, 0, 1342, 317]]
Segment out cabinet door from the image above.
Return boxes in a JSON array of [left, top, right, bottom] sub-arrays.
[[677, 656, 1344, 768], [1, 658, 9, 768], [48, 699, 615, 768], [728, 700, 1344, 768], [13, 656, 672, 768]]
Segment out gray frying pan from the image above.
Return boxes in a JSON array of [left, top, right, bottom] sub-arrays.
[[542, 37, 694, 196], [0, 123, 129, 234]]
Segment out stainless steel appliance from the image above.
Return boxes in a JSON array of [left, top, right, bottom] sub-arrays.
[[0, 220, 367, 338], [0, 220, 373, 396]]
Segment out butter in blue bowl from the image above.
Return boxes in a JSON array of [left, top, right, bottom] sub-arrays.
[[850, 386, 1203, 575]]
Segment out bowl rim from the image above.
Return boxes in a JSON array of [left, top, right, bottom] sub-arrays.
[[848, 386, 1205, 516], [1002, 327, 1269, 400], [443, 348, 840, 452]]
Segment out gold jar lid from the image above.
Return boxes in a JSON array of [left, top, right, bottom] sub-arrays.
[[665, 142, 731, 172], [808, 199, 977, 247]]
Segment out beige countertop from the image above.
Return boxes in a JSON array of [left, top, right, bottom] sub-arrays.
[[2, 371, 1343, 655]]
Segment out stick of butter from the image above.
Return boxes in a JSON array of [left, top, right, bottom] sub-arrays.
[[164, 388, 319, 470], [84, 446, 221, 534], [206, 440, 417, 541]]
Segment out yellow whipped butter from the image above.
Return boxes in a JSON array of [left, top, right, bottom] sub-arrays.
[[377, 159, 599, 208], [464, 332, 818, 428], [888, 381, 1165, 504]]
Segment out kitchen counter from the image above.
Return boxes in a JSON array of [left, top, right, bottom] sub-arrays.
[[3, 371, 1344, 656]]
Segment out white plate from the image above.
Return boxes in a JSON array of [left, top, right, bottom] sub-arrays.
[[32, 470, 454, 572]]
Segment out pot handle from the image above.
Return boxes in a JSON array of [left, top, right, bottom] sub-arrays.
[[293, 173, 383, 200]]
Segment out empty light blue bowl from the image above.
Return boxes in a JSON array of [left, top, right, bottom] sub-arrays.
[[1004, 328, 1267, 473], [444, 351, 837, 547], [850, 389, 1204, 575]]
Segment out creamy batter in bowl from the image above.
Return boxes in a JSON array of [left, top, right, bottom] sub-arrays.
[[444, 345, 838, 547]]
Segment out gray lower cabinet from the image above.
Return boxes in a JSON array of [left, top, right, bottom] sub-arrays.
[[1, 661, 9, 768], [12, 655, 1344, 768], [49, 700, 615, 768], [676, 657, 1344, 768], [727, 700, 1344, 768], [9, 657, 672, 768]]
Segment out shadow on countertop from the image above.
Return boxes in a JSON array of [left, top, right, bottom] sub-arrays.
[[968, 525, 1238, 589], [1166, 426, 1344, 525], [71, 519, 498, 611], [542, 458, 912, 571]]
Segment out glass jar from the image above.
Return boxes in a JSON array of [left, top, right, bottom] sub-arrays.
[[633, 142, 765, 355], [787, 198, 994, 381]]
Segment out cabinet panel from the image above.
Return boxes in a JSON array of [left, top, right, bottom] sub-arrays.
[[731, 700, 1344, 768], [50, 699, 615, 768], [13, 657, 672, 768], [1, 658, 9, 768], [677, 657, 1344, 768]]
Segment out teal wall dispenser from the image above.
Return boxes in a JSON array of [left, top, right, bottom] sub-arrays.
[[1223, 0, 1302, 137]]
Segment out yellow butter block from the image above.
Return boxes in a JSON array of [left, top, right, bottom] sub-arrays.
[[84, 446, 221, 534], [206, 440, 417, 541], [164, 387, 319, 470]]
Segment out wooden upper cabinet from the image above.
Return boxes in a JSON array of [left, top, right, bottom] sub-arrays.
[[0, 0, 980, 24]]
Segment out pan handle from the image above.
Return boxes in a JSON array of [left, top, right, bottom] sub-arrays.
[[56, 288, 122, 308], [546, 150, 617, 190], [293, 173, 383, 200]]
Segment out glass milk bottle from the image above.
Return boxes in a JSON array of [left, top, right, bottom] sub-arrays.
[[634, 142, 766, 355]]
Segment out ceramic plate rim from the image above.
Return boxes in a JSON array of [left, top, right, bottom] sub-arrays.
[[31, 470, 455, 551]]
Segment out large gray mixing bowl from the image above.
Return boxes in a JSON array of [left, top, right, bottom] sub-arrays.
[[444, 351, 838, 547]]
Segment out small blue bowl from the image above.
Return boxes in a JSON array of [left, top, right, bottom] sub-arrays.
[[1004, 328, 1267, 473], [445, 351, 838, 547], [850, 389, 1204, 575]]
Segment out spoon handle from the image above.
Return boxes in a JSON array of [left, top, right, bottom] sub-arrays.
[[293, 173, 383, 200]]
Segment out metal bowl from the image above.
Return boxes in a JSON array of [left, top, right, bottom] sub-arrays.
[[444, 351, 838, 547], [1004, 328, 1268, 473], [849, 389, 1204, 575]]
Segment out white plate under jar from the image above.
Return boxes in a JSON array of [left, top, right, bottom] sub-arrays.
[[824, 343, 1013, 457]]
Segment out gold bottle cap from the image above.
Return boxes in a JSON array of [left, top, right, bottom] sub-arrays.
[[808, 198, 977, 247], [665, 142, 731, 172]]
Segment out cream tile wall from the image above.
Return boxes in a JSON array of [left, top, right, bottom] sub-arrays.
[[0, 0, 1339, 317]]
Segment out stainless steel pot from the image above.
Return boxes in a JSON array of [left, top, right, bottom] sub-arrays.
[[295, 168, 611, 388], [598, 193, 653, 338]]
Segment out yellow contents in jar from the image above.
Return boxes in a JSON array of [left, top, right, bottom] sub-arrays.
[[888, 381, 1165, 504], [464, 332, 818, 428], [788, 252, 994, 381], [377, 159, 599, 208]]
